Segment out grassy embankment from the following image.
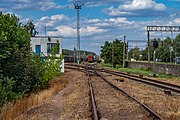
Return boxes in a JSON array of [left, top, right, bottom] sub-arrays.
[[0, 76, 67, 120], [101, 63, 179, 79]]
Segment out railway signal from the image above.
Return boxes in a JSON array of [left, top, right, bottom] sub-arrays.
[[153, 39, 158, 76], [153, 40, 158, 49], [147, 26, 180, 64]]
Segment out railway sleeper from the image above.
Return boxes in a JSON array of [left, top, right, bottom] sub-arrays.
[[164, 90, 172, 95], [115, 78, 125, 82]]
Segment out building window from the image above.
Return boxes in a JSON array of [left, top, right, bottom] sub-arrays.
[[47, 43, 60, 54]]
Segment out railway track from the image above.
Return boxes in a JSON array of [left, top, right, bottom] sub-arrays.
[[97, 68, 180, 95], [65, 63, 180, 94], [66, 64, 164, 120], [89, 67, 163, 119]]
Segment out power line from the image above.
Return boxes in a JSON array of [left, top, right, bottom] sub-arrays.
[[128, 40, 147, 43]]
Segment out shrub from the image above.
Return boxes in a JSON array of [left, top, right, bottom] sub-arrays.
[[0, 77, 19, 108]]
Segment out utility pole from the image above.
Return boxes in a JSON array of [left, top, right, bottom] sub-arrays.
[[123, 36, 126, 68], [44, 17, 47, 38], [74, 47, 76, 63], [153, 48, 156, 75], [74, 1, 83, 64], [147, 30, 150, 64], [126, 40, 129, 61], [112, 41, 114, 68]]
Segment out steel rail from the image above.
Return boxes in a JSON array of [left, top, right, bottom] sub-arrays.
[[66, 64, 164, 119], [86, 67, 99, 120], [99, 69, 180, 94], [65, 64, 180, 93], [65, 66, 85, 72], [65, 65, 99, 120], [103, 69, 180, 89], [94, 70, 164, 120]]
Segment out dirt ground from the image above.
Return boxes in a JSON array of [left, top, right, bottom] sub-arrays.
[[16, 69, 91, 120], [13, 67, 180, 120], [102, 72, 180, 120], [90, 72, 152, 120]]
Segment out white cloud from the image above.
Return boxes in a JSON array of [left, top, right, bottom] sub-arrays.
[[171, 18, 180, 24], [20, 18, 30, 23], [1, 0, 64, 11], [90, 43, 100, 46], [40, 16, 49, 21], [81, 26, 107, 36], [47, 26, 76, 37], [47, 26, 107, 37], [121, 0, 166, 11], [37, 1, 59, 11], [36, 14, 69, 28], [86, 17, 134, 29], [103, 0, 167, 17], [51, 14, 69, 21], [87, 19, 102, 23], [105, 17, 128, 23]]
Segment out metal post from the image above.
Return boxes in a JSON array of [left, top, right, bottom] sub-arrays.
[[74, 2, 83, 64], [123, 36, 126, 68], [112, 41, 114, 68], [170, 46, 173, 63], [153, 48, 156, 76], [170, 31, 173, 63], [77, 8, 80, 64], [74, 47, 76, 63], [126, 40, 128, 61], [44, 17, 46, 38], [147, 30, 150, 64]]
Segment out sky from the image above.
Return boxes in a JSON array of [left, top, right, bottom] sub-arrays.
[[0, 0, 180, 54]]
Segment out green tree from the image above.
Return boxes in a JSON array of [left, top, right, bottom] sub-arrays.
[[141, 36, 180, 62], [174, 34, 180, 57], [24, 20, 38, 37], [0, 13, 63, 109], [129, 47, 140, 61], [101, 39, 124, 67], [153, 37, 176, 62]]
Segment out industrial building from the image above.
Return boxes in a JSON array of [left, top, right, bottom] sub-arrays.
[[30, 36, 64, 73]]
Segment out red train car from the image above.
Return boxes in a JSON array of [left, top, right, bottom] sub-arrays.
[[88, 55, 94, 63]]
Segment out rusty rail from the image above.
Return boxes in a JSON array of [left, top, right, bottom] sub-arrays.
[[66, 64, 164, 119], [86, 67, 99, 120], [65, 64, 180, 94], [65, 64, 99, 120], [99, 69, 180, 94], [94, 70, 164, 120]]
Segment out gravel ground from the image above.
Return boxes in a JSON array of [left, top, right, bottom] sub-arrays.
[[90, 72, 152, 120], [16, 69, 91, 120], [102, 72, 180, 120]]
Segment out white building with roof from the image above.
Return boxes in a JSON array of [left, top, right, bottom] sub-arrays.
[[30, 36, 64, 73]]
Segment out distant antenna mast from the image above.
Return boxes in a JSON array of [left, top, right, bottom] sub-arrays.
[[44, 17, 47, 38], [74, 1, 84, 64]]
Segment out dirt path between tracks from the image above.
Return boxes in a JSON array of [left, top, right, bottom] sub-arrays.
[[102, 72, 180, 120], [16, 69, 91, 120], [91, 73, 152, 120]]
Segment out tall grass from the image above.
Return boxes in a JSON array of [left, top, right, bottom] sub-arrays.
[[0, 78, 67, 120]]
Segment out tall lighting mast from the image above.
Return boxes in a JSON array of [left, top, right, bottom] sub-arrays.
[[74, 1, 83, 64]]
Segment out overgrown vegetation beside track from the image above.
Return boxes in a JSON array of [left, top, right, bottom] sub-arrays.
[[0, 13, 63, 110]]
